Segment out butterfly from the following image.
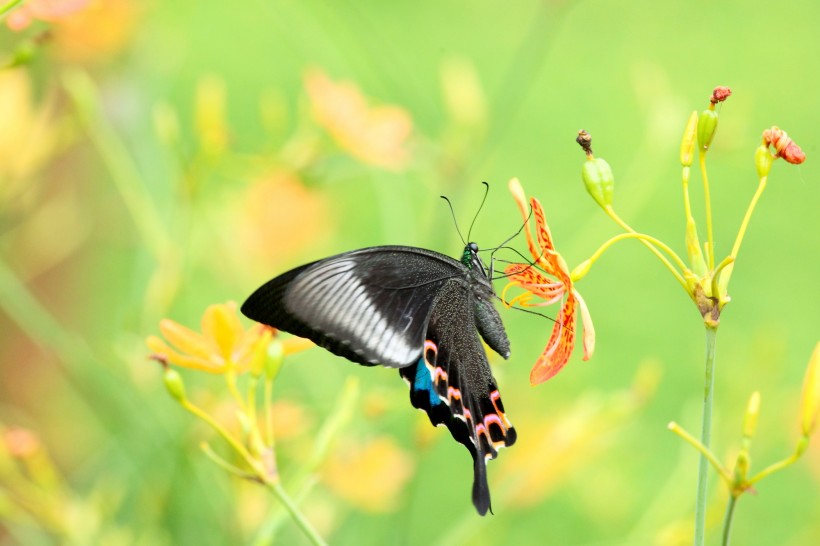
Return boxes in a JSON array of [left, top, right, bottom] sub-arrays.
[[241, 242, 516, 515]]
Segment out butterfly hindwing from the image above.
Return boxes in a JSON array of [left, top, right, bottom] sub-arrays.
[[399, 279, 516, 515], [241, 246, 464, 367]]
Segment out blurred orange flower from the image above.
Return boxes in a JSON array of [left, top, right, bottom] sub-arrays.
[[146, 302, 273, 374], [322, 437, 414, 512], [234, 170, 332, 272], [50, 0, 139, 62], [4, 0, 90, 31], [305, 69, 412, 170], [503, 178, 595, 384]]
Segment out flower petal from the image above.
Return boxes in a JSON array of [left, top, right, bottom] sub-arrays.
[[159, 319, 213, 360], [529, 196, 555, 253], [529, 295, 577, 385], [283, 336, 315, 355], [504, 263, 566, 304], [573, 289, 596, 361], [235, 325, 274, 375], [146, 335, 222, 373], [202, 302, 243, 361], [508, 178, 543, 264]]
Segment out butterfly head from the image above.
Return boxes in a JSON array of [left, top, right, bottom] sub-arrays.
[[463, 242, 489, 278]]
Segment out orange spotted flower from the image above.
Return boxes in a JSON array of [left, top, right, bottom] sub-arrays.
[[503, 178, 595, 385], [146, 302, 275, 374]]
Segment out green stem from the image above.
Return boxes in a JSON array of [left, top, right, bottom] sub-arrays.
[[603, 205, 690, 291], [719, 176, 768, 290], [62, 70, 171, 262], [264, 479, 327, 546], [667, 422, 731, 483], [0, 0, 24, 18], [252, 378, 359, 546], [576, 231, 690, 288], [722, 495, 738, 546], [264, 377, 274, 448], [699, 152, 716, 270], [749, 445, 804, 485], [695, 325, 718, 546]]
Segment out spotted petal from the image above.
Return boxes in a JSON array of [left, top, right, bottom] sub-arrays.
[[529, 293, 577, 385]]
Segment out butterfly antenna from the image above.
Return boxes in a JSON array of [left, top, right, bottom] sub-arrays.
[[440, 194, 466, 245], [485, 203, 534, 281], [466, 181, 490, 242], [496, 297, 560, 325]]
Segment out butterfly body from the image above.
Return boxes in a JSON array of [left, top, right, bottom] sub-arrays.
[[241, 244, 516, 515]]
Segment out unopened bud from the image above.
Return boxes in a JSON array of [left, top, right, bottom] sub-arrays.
[[680, 111, 698, 166], [800, 342, 820, 436], [735, 450, 750, 482], [266, 340, 285, 381], [582, 157, 614, 208], [697, 109, 719, 151], [755, 144, 774, 178], [164, 368, 187, 402], [743, 391, 761, 440]]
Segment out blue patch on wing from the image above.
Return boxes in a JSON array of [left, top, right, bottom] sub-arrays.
[[414, 358, 442, 407]]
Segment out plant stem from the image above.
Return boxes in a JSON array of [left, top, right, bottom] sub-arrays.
[[580, 232, 690, 288], [667, 422, 731, 483], [719, 176, 768, 290], [603, 206, 690, 291], [722, 495, 738, 546], [264, 479, 327, 546], [699, 152, 716, 270], [694, 325, 718, 546], [0, 0, 24, 17]]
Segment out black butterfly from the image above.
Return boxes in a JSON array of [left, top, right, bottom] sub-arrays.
[[241, 243, 516, 515]]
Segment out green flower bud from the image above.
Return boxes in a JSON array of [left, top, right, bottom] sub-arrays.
[[697, 108, 719, 151], [755, 144, 774, 178], [735, 449, 750, 482], [265, 340, 285, 381], [742, 391, 760, 440], [582, 157, 614, 208], [163, 368, 187, 403]]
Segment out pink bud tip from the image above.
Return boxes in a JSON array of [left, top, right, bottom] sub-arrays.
[[763, 126, 806, 165], [710, 86, 732, 104]]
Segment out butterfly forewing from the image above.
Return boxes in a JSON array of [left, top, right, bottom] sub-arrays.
[[242, 246, 464, 367]]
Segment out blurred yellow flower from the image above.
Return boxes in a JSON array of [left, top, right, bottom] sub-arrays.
[[146, 302, 273, 374], [0, 69, 56, 186], [800, 342, 820, 436], [305, 69, 412, 170], [322, 437, 414, 512]]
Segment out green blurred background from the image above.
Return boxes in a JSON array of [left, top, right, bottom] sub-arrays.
[[1, 0, 818, 544]]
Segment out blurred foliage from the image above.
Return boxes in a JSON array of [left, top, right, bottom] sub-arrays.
[[1, 0, 819, 545]]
